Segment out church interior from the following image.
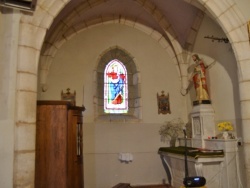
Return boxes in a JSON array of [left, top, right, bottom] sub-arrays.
[[1, 0, 250, 187]]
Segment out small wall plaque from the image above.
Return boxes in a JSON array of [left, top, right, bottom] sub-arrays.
[[157, 91, 171, 114]]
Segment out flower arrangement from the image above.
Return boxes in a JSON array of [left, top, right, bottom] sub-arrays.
[[159, 118, 185, 141], [217, 121, 233, 131]]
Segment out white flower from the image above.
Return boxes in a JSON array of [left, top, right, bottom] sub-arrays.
[[159, 118, 185, 140]]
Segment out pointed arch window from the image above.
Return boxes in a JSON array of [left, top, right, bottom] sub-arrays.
[[94, 47, 141, 121], [104, 59, 128, 113]]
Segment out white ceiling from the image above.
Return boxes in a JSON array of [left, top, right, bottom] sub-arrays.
[[46, 0, 205, 49]]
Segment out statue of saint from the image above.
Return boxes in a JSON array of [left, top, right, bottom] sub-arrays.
[[191, 54, 210, 102]]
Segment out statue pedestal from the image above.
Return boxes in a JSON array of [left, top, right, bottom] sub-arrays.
[[191, 103, 215, 148]]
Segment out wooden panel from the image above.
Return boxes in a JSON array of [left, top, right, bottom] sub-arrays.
[[67, 109, 84, 188], [35, 104, 68, 188], [35, 101, 85, 188]]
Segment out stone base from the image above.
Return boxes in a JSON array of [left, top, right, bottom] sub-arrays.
[[193, 100, 211, 106], [191, 103, 215, 148]]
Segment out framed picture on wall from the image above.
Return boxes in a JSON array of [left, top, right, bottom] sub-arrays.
[[157, 91, 171, 114]]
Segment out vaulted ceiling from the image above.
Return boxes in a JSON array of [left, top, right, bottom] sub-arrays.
[[43, 0, 207, 52], [40, 0, 214, 87]]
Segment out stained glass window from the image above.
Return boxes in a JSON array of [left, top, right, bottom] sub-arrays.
[[104, 59, 128, 113]]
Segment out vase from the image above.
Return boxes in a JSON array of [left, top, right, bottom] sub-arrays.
[[170, 137, 177, 147], [222, 131, 229, 139]]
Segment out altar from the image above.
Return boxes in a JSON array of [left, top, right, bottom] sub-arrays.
[[158, 102, 240, 188], [159, 146, 224, 188]]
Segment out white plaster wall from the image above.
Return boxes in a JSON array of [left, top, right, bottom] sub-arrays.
[[84, 122, 169, 187], [38, 24, 186, 187], [39, 24, 185, 124]]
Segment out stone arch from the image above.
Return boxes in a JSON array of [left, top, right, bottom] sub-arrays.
[[14, 0, 71, 186], [13, 0, 250, 186]]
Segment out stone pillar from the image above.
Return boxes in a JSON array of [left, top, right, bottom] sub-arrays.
[[0, 8, 20, 188], [14, 18, 46, 188], [239, 81, 250, 188]]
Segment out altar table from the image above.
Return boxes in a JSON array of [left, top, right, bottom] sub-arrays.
[[158, 146, 224, 188]]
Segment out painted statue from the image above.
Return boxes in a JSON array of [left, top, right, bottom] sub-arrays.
[[191, 54, 209, 101]]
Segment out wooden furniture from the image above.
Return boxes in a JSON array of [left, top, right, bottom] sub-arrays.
[[35, 100, 85, 188]]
